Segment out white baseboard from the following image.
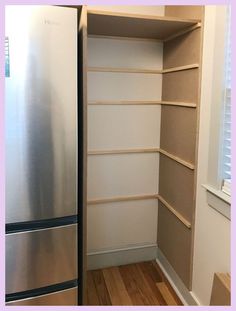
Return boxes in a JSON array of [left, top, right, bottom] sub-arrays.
[[88, 244, 158, 270], [156, 247, 198, 306]]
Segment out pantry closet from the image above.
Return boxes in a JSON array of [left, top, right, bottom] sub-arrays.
[[80, 5, 204, 302]]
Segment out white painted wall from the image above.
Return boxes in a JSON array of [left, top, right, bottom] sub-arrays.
[[192, 6, 231, 305], [87, 37, 163, 253]]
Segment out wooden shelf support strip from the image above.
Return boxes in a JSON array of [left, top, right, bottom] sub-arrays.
[[88, 64, 199, 74], [164, 22, 201, 42], [88, 34, 163, 43], [88, 148, 160, 155], [88, 100, 196, 107], [88, 67, 162, 74], [162, 64, 199, 74], [156, 194, 191, 229], [159, 149, 195, 170], [88, 100, 162, 105], [88, 193, 192, 229], [88, 194, 157, 205], [160, 101, 197, 108]]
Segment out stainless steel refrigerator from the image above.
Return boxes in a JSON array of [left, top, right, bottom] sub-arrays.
[[5, 5, 82, 306]]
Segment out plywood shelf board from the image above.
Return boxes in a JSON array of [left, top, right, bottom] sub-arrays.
[[88, 67, 162, 74], [88, 64, 199, 74], [88, 100, 196, 107], [162, 64, 199, 73], [88, 148, 160, 155], [164, 22, 201, 42], [88, 10, 200, 41], [88, 148, 194, 170], [88, 194, 158, 205], [88, 34, 163, 43], [159, 149, 195, 170], [87, 193, 191, 229], [157, 195, 191, 229]]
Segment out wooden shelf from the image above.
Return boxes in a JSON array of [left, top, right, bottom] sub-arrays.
[[159, 148, 195, 170], [157, 194, 191, 229], [88, 100, 196, 107], [87, 192, 191, 229], [88, 67, 162, 74], [88, 64, 199, 74], [88, 10, 200, 41], [88, 194, 157, 205], [162, 64, 199, 73], [88, 148, 160, 155]]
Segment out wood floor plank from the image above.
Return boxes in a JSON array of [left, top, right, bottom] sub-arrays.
[[92, 269, 112, 305], [156, 282, 178, 305], [119, 263, 161, 305], [151, 260, 183, 305], [138, 262, 167, 305], [87, 261, 183, 306], [87, 271, 100, 305], [102, 267, 133, 305], [119, 264, 151, 305]]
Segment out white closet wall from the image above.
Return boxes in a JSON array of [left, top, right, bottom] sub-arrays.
[[87, 37, 163, 253]]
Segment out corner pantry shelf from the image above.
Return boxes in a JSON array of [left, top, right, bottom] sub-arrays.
[[88, 64, 199, 74], [87, 10, 201, 41], [88, 100, 197, 108]]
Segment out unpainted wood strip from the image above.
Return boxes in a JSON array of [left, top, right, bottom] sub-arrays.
[[159, 148, 195, 170], [164, 22, 201, 42], [87, 9, 200, 23], [162, 63, 199, 73], [102, 267, 133, 305], [156, 194, 191, 229], [88, 148, 160, 155], [88, 64, 199, 74], [88, 34, 163, 43], [210, 273, 231, 306], [156, 282, 178, 305], [88, 100, 162, 105], [160, 101, 197, 108], [189, 6, 205, 289], [87, 194, 157, 205], [88, 66, 162, 74], [88, 100, 196, 107]]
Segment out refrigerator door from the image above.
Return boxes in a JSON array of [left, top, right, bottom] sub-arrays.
[[6, 224, 77, 294], [6, 287, 78, 306], [5, 6, 77, 223]]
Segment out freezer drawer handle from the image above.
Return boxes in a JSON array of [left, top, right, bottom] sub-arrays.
[[6, 215, 78, 234], [6, 279, 78, 303]]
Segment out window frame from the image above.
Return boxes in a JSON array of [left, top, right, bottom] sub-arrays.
[[202, 5, 231, 219]]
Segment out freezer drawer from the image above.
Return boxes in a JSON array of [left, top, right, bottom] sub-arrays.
[[6, 224, 77, 294], [6, 287, 78, 306]]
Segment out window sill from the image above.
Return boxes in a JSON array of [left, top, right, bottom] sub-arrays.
[[202, 184, 231, 220]]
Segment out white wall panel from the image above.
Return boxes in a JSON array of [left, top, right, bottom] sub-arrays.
[[88, 72, 162, 101], [88, 105, 161, 150], [87, 200, 158, 251], [87, 33, 162, 255], [88, 153, 159, 199], [88, 38, 163, 70]]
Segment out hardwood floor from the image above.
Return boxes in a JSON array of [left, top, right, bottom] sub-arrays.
[[86, 260, 183, 306]]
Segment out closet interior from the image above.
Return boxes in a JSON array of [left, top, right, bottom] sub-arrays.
[[83, 5, 204, 301]]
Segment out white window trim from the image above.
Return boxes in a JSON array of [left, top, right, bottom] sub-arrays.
[[201, 6, 231, 220]]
